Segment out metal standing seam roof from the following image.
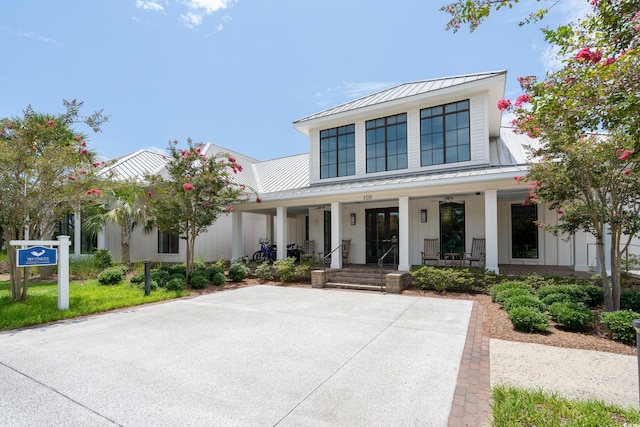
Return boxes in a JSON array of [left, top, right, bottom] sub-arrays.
[[293, 70, 507, 124], [251, 153, 309, 193], [99, 149, 167, 181]]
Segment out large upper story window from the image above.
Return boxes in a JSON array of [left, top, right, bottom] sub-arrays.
[[366, 113, 407, 173], [320, 124, 355, 179], [158, 230, 179, 254], [420, 100, 470, 166]]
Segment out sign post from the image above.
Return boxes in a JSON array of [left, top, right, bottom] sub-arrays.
[[10, 236, 71, 310]]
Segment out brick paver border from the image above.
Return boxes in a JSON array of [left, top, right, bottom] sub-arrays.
[[448, 301, 491, 426]]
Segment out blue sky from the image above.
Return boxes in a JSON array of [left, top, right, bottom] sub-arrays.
[[2, 0, 589, 161]]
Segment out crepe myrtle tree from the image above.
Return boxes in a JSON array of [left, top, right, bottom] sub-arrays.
[[0, 100, 109, 301], [496, 0, 640, 311], [441, 0, 557, 32], [145, 139, 260, 276]]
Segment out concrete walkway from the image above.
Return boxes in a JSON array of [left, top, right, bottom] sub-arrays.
[[0, 286, 473, 427]]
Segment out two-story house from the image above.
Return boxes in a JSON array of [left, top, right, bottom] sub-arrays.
[[96, 70, 596, 274]]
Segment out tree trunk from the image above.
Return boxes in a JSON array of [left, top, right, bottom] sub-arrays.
[[121, 221, 132, 270], [5, 226, 28, 302], [596, 241, 614, 312]]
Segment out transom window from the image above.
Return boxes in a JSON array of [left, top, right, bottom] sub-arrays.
[[420, 100, 470, 166], [320, 124, 355, 179], [366, 113, 407, 173]]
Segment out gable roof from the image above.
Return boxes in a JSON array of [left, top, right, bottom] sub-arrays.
[[293, 70, 507, 127], [99, 149, 166, 181]]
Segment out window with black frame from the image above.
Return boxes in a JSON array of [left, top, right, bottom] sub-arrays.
[[511, 204, 538, 258], [320, 124, 355, 179], [366, 113, 407, 173], [420, 100, 470, 166], [158, 230, 179, 254]]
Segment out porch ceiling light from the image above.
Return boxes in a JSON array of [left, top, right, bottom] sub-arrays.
[[420, 209, 427, 223], [350, 213, 356, 226]]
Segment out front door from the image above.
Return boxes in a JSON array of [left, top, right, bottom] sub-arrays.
[[365, 208, 399, 264], [440, 202, 465, 256]]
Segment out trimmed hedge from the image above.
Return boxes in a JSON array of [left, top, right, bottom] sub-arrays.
[[228, 263, 249, 282], [502, 294, 545, 312], [600, 310, 640, 344], [97, 266, 127, 286], [548, 302, 594, 331], [620, 291, 640, 313], [508, 307, 550, 333], [488, 281, 533, 302]]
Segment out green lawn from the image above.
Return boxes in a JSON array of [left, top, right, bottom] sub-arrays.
[[492, 385, 640, 426], [0, 280, 186, 330]]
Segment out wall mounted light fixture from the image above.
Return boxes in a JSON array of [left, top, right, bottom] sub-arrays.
[[420, 209, 427, 223], [350, 213, 356, 226]]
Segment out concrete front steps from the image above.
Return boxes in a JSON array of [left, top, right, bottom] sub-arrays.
[[316, 266, 403, 293]]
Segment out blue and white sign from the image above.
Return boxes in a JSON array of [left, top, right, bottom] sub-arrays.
[[17, 246, 58, 267]]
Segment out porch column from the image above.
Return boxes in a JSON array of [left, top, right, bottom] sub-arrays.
[[484, 190, 499, 273], [398, 196, 410, 272], [330, 202, 342, 269], [276, 206, 287, 260], [74, 210, 82, 256], [231, 211, 244, 261], [265, 214, 274, 245]]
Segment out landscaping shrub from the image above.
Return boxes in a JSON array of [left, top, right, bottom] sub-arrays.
[[97, 266, 126, 286], [548, 302, 594, 331], [273, 257, 297, 282], [508, 307, 550, 332], [165, 277, 187, 292], [541, 292, 582, 307], [189, 273, 209, 289], [211, 272, 226, 286], [295, 263, 311, 280], [168, 264, 187, 276], [411, 266, 474, 292], [620, 290, 640, 313], [502, 294, 545, 312], [134, 279, 158, 291], [214, 257, 231, 270], [93, 249, 113, 270], [488, 281, 533, 302], [600, 310, 640, 344], [151, 269, 171, 287], [207, 266, 225, 281], [129, 273, 144, 285], [494, 288, 533, 305], [581, 285, 605, 308], [537, 285, 589, 304], [228, 262, 249, 282], [254, 262, 274, 282]]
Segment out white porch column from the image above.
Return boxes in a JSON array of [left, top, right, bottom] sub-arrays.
[[265, 214, 274, 244], [484, 190, 499, 273], [330, 202, 342, 269], [276, 206, 287, 260], [398, 196, 410, 271], [97, 225, 106, 251], [74, 210, 82, 256], [231, 211, 244, 261]]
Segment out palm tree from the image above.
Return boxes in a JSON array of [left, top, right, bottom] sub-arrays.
[[84, 183, 152, 269]]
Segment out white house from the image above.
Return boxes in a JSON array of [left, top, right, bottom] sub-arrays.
[[86, 70, 604, 274]]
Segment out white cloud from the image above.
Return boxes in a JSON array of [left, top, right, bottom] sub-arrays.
[[179, 0, 236, 28], [135, 0, 165, 11], [2, 25, 62, 46]]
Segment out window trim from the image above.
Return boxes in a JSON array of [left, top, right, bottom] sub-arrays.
[[319, 124, 356, 179], [420, 100, 470, 166], [365, 113, 408, 173], [158, 230, 179, 254]]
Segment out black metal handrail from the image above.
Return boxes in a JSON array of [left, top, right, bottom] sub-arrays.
[[378, 244, 397, 291], [322, 243, 347, 287]]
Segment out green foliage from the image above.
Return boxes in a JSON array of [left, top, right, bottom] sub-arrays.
[[213, 258, 231, 270], [508, 306, 550, 333], [488, 281, 533, 302], [211, 272, 226, 286], [129, 273, 144, 285], [97, 266, 126, 286], [93, 249, 113, 270], [548, 302, 594, 332], [541, 292, 582, 307], [295, 263, 311, 280], [254, 262, 274, 282], [537, 284, 588, 304], [207, 265, 225, 281], [491, 384, 640, 426], [494, 288, 533, 305], [620, 290, 640, 312], [165, 277, 187, 292], [228, 262, 249, 282], [150, 269, 170, 287], [69, 257, 100, 280], [600, 310, 640, 345], [168, 264, 187, 277], [134, 279, 158, 291], [273, 257, 298, 282], [502, 294, 545, 313], [188, 273, 208, 289], [411, 266, 474, 292], [0, 280, 185, 331]]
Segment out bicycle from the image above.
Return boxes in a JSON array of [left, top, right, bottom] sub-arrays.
[[252, 238, 277, 262]]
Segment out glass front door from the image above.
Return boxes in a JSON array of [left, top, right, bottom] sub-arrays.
[[439, 202, 465, 256], [365, 208, 399, 264]]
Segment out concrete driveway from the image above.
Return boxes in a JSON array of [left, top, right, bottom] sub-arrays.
[[0, 285, 472, 426]]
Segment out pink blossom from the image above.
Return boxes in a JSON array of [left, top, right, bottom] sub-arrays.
[[225, 205, 232, 211], [183, 183, 194, 191], [93, 161, 100, 168], [617, 149, 633, 160], [514, 176, 525, 183], [497, 99, 512, 111], [228, 156, 236, 163], [79, 169, 87, 175], [80, 149, 88, 155], [624, 169, 632, 176], [147, 191, 152, 198], [87, 189, 102, 195], [81, 140, 87, 147], [575, 47, 602, 63], [172, 139, 178, 144], [47, 120, 54, 127], [602, 57, 617, 66], [74, 135, 82, 140], [556, 210, 564, 215], [68, 175, 77, 181], [517, 75, 536, 90], [514, 94, 531, 107], [195, 147, 201, 153], [256, 197, 263, 203], [590, 0, 598, 6]]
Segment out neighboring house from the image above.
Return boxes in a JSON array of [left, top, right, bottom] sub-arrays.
[[95, 70, 607, 274]]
